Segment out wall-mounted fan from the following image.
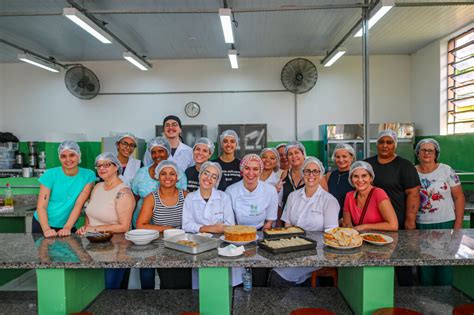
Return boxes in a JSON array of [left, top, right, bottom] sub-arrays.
[[280, 58, 318, 94], [64, 65, 100, 100]]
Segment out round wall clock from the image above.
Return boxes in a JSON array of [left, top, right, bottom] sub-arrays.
[[185, 102, 200, 118]]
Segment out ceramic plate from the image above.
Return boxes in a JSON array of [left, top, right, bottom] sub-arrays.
[[323, 240, 363, 250], [361, 233, 393, 245], [219, 235, 259, 245]]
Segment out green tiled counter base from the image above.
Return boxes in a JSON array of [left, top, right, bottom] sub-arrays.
[[0, 217, 25, 233], [453, 266, 474, 299], [0, 269, 29, 286], [36, 268, 104, 315], [199, 267, 232, 315], [339, 266, 394, 315]]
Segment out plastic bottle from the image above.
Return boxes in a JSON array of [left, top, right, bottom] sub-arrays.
[[4, 183, 13, 206], [242, 267, 252, 292]]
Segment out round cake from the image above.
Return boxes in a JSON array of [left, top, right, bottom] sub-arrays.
[[224, 225, 256, 242]]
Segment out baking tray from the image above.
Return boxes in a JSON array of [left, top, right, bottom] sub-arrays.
[[258, 236, 317, 254], [164, 233, 219, 255], [263, 227, 306, 240]]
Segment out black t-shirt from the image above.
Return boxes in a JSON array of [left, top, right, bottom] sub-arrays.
[[184, 166, 227, 192], [281, 171, 305, 211], [365, 155, 420, 229], [327, 170, 354, 219], [212, 158, 242, 187]]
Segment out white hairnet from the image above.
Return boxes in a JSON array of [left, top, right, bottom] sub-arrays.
[[285, 140, 306, 156], [260, 147, 280, 172], [331, 143, 356, 162], [58, 140, 81, 162], [302, 156, 325, 178], [348, 161, 375, 187], [275, 143, 287, 150], [95, 152, 122, 174], [143, 137, 170, 167], [415, 138, 440, 160], [199, 161, 223, 188], [219, 130, 239, 146], [154, 160, 179, 180], [116, 132, 137, 145], [193, 137, 215, 156], [377, 129, 398, 147]]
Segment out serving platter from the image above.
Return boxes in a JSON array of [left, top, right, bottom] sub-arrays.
[[258, 236, 317, 254], [323, 240, 363, 250], [361, 233, 393, 245], [263, 226, 306, 240]]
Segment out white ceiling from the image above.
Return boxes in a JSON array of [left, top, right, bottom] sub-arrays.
[[0, 0, 473, 63]]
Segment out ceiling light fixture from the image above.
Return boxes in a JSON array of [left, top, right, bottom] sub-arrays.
[[322, 47, 346, 67], [354, 0, 394, 37], [219, 8, 235, 44], [123, 52, 152, 71], [63, 7, 113, 44], [228, 49, 238, 69], [17, 53, 61, 73]]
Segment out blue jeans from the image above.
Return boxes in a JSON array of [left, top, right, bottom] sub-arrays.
[[140, 268, 155, 289], [105, 268, 127, 289]]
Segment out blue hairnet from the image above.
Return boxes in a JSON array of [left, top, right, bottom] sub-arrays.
[[143, 137, 170, 167], [58, 140, 81, 163]]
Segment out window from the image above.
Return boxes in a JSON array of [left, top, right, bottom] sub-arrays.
[[447, 28, 474, 134]]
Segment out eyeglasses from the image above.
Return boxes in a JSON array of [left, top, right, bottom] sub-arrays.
[[377, 140, 394, 145], [202, 170, 219, 181], [303, 169, 321, 176], [119, 141, 137, 149], [420, 149, 435, 154], [165, 122, 179, 128], [95, 162, 114, 169]]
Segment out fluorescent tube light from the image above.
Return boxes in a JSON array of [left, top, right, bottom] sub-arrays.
[[354, 0, 394, 37], [123, 52, 151, 71], [63, 7, 113, 44], [322, 48, 346, 67], [228, 49, 238, 69], [17, 53, 60, 73], [219, 8, 235, 44]]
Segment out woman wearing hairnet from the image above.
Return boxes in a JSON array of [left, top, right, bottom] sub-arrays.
[[76, 152, 135, 289], [270, 157, 339, 287], [342, 161, 398, 231], [115, 132, 142, 186], [185, 137, 226, 192], [130, 137, 187, 228], [33, 141, 96, 237], [415, 138, 465, 285], [162, 115, 194, 172], [325, 143, 356, 219], [137, 160, 190, 289], [213, 129, 242, 186]]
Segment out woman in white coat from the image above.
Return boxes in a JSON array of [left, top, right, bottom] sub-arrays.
[[162, 115, 193, 172], [115, 132, 142, 187], [270, 157, 339, 287], [182, 161, 235, 233], [182, 161, 241, 287]]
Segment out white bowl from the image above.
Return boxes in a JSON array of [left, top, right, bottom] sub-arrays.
[[128, 238, 157, 246], [125, 233, 159, 241], [126, 229, 159, 237], [163, 229, 185, 239]]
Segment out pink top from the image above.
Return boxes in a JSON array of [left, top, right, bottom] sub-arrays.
[[343, 187, 389, 225]]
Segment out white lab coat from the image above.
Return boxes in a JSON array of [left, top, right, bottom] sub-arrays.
[[184, 188, 242, 288], [225, 180, 278, 230], [182, 188, 235, 233], [119, 157, 141, 187], [168, 142, 194, 173], [263, 171, 284, 206], [274, 186, 339, 283]]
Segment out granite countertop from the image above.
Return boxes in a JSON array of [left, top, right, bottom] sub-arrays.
[[0, 229, 473, 269], [0, 204, 36, 217]]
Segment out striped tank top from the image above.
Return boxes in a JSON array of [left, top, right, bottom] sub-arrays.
[[151, 189, 184, 228]]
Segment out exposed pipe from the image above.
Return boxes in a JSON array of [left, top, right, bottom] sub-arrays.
[[66, 0, 152, 69], [294, 93, 298, 141], [98, 89, 288, 95], [362, 1, 370, 159]]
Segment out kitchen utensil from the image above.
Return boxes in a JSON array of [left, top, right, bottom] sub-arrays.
[[22, 167, 33, 178]]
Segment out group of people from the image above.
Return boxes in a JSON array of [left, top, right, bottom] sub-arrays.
[[33, 114, 465, 289]]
